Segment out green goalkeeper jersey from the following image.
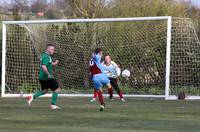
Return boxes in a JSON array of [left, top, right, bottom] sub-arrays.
[[39, 52, 53, 80]]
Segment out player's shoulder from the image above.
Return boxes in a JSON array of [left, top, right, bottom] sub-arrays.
[[41, 52, 50, 58], [40, 53, 51, 62], [110, 61, 118, 67]]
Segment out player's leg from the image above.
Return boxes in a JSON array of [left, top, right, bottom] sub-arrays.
[[96, 88, 105, 111], [105, 83, 113, 100], [92, 76, 105, 111], [90, 89, 98, 102], [50, 87, 61, 109], [110, 78, 125, 102], [27, 79, 48, 106], [100, 74, 113, 101], [49, 79, 61, 109]]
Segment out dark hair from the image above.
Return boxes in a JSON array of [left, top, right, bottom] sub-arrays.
[[104, 54, 111, 57], [94, 48, 102, 54], [47, 42, 55, 47]]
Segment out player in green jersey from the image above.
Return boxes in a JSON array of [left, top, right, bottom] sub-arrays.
[[27, 43, 61, 110]]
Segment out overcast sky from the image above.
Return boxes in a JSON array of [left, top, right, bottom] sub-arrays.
[[181, 0, 200, 8]]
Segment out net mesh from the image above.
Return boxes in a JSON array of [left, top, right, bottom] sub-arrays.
[[170, 18, 200, 96], [4, 18, 200, 96]]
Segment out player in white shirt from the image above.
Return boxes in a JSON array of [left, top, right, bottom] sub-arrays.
[[90, 55, 125, 102]]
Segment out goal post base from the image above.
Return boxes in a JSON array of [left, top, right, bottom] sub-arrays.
[[165, 95, 200, 100], [165, 95, 178, 100]]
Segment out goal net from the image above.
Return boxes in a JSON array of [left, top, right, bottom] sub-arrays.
[[2, 16, 200, 100]]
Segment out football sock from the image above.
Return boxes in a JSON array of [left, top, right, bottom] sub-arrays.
[[117, 90, 123, 99], [33, 91, 45, 99], [113, 86, 123, 99], [108, 88, 113, 99], [51, 92, 58, 105], [93, 89, 98, 98], [97, 91, 104, 105], [113, 85, 120, 93]]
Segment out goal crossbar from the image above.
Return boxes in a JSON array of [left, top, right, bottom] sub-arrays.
[[2, 16, 171, 24]]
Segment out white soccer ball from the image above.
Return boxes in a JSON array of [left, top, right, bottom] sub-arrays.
[[122, 69, 131, 78]]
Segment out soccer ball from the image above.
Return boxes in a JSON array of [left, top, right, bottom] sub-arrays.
[[122, 69, 130, 78]]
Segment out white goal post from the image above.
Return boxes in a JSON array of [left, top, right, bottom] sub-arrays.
[[2, 16, 200, 100]]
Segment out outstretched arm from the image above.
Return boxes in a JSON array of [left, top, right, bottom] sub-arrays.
[[96, 62, 115, 73], [52, 60, 59, 66], [93, 54, 115, 73]]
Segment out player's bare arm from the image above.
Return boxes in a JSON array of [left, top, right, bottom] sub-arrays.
[[52, 60, 59, 66]]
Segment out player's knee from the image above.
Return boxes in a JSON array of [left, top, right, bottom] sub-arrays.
[[106, 83, 112, 89], [97, 88, 102, 92]]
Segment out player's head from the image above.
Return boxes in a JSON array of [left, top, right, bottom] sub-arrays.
[[94, 48, 102, 56], [46, 43, 55, 55], [104, 55, 111, 65], [92, 48, 102, 63]]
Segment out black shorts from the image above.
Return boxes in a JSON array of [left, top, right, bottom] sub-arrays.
[[109, 78, 119, 90], [39, 79, 59, 91]]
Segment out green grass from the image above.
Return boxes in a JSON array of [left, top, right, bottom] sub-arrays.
[[0, 97, 200, 132]]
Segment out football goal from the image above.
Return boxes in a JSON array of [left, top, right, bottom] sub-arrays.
[[2, 16, 200, 100]]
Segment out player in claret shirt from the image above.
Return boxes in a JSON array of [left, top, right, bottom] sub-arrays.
[[89, 48, 114, 111], [90, 55, 125, 102]]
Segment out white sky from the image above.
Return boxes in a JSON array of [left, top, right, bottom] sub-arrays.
[[180, 0, 200, 8]]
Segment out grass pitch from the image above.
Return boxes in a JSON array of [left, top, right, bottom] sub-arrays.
[[0, 97, 200, 132]]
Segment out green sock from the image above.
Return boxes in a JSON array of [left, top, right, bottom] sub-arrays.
[[33, 91, 45, 99], [51, 92, 58, 105]]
